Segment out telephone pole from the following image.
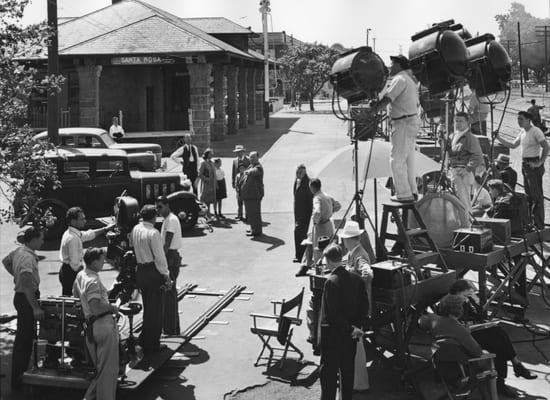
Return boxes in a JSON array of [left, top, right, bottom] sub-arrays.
[[366, 28, 371, 47], [518, 22, 524, 98], [535, 25, 549, 92], [47, 0, 59, 144], [260, 0, 271, 128], [373, 37, 376, 52]]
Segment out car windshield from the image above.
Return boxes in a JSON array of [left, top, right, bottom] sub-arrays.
[[100, 132, 116, 146]]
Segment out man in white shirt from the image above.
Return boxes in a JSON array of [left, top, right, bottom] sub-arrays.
[[131, 205, 172, 355], [496, 111, 549, 228], [156, 196, 183, 335], [170, 134, 199, 193], [59, 207, 113, 296], [109, 116, 125, 141], [373, 55, 420, 202]]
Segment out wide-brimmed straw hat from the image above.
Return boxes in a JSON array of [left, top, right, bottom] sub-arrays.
[[338, 221, 364, 239], [232, 145, 246, 153]]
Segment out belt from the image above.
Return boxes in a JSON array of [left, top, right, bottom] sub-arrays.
[[391, 113, 417, 121], [137, 262, 156, 268], [523, 157, 540, 162]]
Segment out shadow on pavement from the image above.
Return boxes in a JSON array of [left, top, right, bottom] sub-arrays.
[[251, 234, 285, 251]]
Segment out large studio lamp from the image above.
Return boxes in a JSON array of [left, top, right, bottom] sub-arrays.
[[465, 34, 512, 97], [409, 20, 469, 95], [330, 46, 387, 104]]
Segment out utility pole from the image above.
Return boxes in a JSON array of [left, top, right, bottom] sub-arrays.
[[47, 0, 59, 145], [536, 25, 549, 92], [260, 0, 270, 128], [366, 28, 371, 47], [373, 37, 376, 52], [518, 22, 524, 98], [503, 39, 515, 56]]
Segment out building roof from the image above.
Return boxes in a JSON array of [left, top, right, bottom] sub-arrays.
[[49, 0, 255, 59], [183, 17, 253, 35], [251, 32, 305, 48]]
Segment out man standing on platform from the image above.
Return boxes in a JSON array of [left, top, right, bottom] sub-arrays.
[[156, 196, 182, 335], [293, 164, 313, 263], [231, 145, 251, 221], [447, 112, 484, 216], [319, 244, 369, 400], [170, 134, 199, 193], [373, 55, 420, 202], [241, 151, 264, 237], [59, 207, 113, 296], [131, 205, 172, 355], [496, 111, 549, 228]]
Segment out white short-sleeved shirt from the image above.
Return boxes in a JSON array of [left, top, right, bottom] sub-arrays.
[[161, 213, 183, 251], [5, 246, 40, 293], [60, 226, 96, 271], [109, 124, 125, 139], [385, 70, 419, 119], [72, 269, 109, 318], [512, 126, 546, 158]]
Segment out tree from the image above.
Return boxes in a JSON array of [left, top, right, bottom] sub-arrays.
[[495, 2, 550, 82], [0, 0, 63, 224], [279, 42, 339, 111]]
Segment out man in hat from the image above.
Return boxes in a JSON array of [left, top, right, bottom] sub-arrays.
[[231, 145, 250, 220], [339, 221, 373, 316], [373, 55, 420, 202], [170, 134, 199, 193], [496, 111, 549, 228], [494, 153, 517, 191]]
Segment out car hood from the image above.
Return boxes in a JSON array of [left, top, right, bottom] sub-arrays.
[[130, 170, 186, 180], [111, 143, 161, 153]]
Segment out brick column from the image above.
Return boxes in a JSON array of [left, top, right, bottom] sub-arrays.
[[226, 65, 238, 135], [247, 68, 257, 125], [188, 63, 212, 149], [77, 64, 102, 126], [238, 67, 248, 129], [211, 64, 226, 141]]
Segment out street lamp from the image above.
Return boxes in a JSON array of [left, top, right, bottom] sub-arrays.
[[259, 0, 271, 128], [366, 28, 371, 46]]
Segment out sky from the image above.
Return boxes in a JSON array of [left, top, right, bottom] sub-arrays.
[[21, 0, 549, 63]]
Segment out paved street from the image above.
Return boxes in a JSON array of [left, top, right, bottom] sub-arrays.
[[1, 98, 550, 400]]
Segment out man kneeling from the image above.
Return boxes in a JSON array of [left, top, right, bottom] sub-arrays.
[[73, 248, 119, 400]]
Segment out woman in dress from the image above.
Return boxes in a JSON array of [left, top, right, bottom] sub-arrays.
[[198, 148, 217, 220]]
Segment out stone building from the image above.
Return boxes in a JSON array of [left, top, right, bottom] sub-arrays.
[[26, 0, 266, 150]]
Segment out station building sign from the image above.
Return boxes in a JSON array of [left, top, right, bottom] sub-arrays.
[[111, 56, 176, 65]]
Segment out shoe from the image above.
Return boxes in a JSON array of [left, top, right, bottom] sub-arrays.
[[246, 229, 251, 234], [413, 193, 419, 201], [497, 382, 516, 398], [295, 265, 310, 277], [292, 258, 300, 263], [246, 232, 254, 236], [513, 363, 537, 379], [219, 214, 225, 219], [390, 195, 415, 203]]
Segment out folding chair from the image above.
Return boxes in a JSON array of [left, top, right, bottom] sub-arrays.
[[432, 338, 498, 400], [250, 287, 305, 369]]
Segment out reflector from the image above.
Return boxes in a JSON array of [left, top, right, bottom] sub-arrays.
[[466, 34, 512, 97], [409, 21, 469, 95], [330, 46, 387, 104]]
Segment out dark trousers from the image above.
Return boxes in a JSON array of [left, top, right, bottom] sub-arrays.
[[163, 250, 181, 335], [320, 338, 357, 400], [136, 263, 163, 354], [244, 199, 262, 235], [472, 326, 516, 380], [522, 163, 545, 229], [294, 217, 311, 260], [12, 292, 36, 389], [183, 168, 198, 194], [237, 195, 245, 219], [59, 263, 79, 296]]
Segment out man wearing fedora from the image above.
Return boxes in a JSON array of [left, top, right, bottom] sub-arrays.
[[373, 55, 420, 203], [231, 145, 250, 221], [494, 153, 517, 191], [170, 134, 199, 194]]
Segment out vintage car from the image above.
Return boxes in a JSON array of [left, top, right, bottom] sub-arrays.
[[23, 148, 200, 238], [33, 128, 162, 171]]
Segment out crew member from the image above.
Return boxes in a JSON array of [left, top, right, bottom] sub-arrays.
[[170, 134, 199, 193], [494, 153, 517, 191], [527, 99, 544, 131], [309, 178, 341, 263], [130, 205, 172, 355], [486, 179, 514, 220], [293, 164, 313, 263], [319, 244, 369, 400], [373, 55, 420, 202], [2, 227, 44, 390], [59, 207, 113, 296], [156, 196, 183, 335], [447, 112, 484, 216], [496, 111, 549, 228], [73, 248, 119, 400]]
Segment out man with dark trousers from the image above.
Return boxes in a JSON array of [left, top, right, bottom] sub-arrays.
[[170, 134, 199, 193], [241, 151, 264, 237], [231, 145, 250, 221], [293, 164, 313, 263], [131, 205, 172, 355], [3, 227, 44, 391], [319, 243, 369, 400]]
